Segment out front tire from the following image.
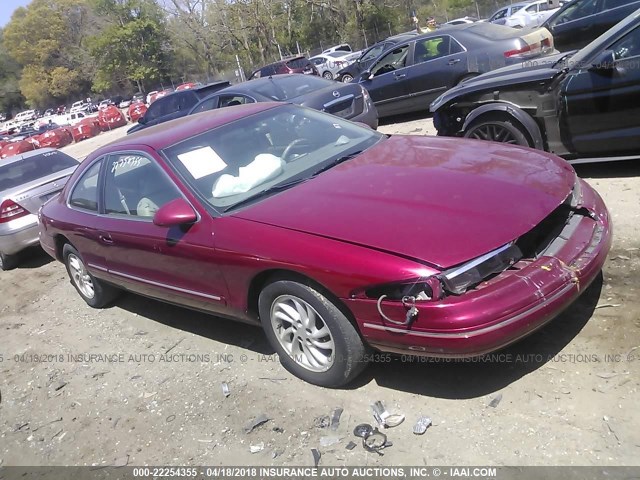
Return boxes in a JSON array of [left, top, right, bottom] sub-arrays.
[[341, 74, 353, 83], [322, 71, 333, 80], [63, 244, 120, 308], [258, 279, 368, 387], [463, 117, 530, 147]]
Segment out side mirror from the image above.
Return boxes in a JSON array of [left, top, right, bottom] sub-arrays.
[[590, 50, 616, 72], [362, 69, 372, 80], [153, 198, 197, 227]]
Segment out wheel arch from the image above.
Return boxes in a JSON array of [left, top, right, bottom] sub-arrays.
[[54, 234, 72, 262], [247, 268, 360, 331], [463, 103, 544, 150]]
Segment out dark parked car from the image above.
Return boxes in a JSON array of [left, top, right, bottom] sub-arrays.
[[188, 75, 378, 129], [335, 33, 417, 83], [127, 81, 230, 134], [430, 9, 640, 162], [354, 23, 555, 118], [39, 102, 610, 387], [543, 0, 640, 51], [248, 56, 319, 80]]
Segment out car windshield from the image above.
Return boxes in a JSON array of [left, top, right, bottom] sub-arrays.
[[251, 76, 331, 100], [161, 105, 383, 211], [0, 151, 77, 191]]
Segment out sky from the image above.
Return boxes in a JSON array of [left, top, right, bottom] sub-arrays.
[[1, 0, 32, 29]]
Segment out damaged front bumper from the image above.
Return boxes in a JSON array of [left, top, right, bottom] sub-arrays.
[[344, 178, 611, 357]]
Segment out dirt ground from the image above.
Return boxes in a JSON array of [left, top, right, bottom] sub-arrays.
[[0, 114, 639, 467]]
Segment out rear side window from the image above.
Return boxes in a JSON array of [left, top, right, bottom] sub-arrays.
[[491, 8, 508, 20], [69, 160, 101, 212], [144, 101, 163, 121], [286, 58, 311, 69], [0, 151, 78, 191], [191, 97, 219, 114]]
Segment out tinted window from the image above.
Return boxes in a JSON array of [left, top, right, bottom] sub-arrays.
[[219, 95, 255, 107], [372, 45, 409, 76], [0, 151, 78, 191], [311, 58, 325, 65], [69, 160, 101, 212], [602, 0, 633, 8], [191, 97, 219, 114], [104, 154, 181, 218], [144, 101, 163, 121], [611, 25, 640, 59], [252, 76, 332, 100], [511, 5, 524, 12], [361, 44, 386, 62], [286, 58, 311, 69], [548, 0, 599, 25]]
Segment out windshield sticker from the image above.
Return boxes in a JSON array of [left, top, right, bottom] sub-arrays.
[[177, 147, 227, 179]]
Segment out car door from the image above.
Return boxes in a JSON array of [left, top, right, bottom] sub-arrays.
[[545, 0, 603, 51], [562, 24, 640, 155], [408, 35, 468, 108], [97, 151, 230, 313], [358, 43, 412, 116]]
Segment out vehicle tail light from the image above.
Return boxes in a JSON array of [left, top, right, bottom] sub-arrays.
[[0, 199, 29, 223], [504, 44, 534, 58]]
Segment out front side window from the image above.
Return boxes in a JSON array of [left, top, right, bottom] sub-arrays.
[[191, 97, 219, 114], [548, 0, 599, 25], [610, 25, 640, 60], [372, 45, 409, 76], [361, 44, 386, 63], [161, 105, 383, 212], [69, 160, 101, 212], [491, 8, 507, 20], [103, 154, 181, 218]]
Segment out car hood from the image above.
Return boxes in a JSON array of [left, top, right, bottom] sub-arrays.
[[430, 50, 572, 111], [233, 135, 574, 269]]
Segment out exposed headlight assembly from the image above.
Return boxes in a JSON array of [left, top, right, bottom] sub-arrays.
[[440, 242, 522, 295]]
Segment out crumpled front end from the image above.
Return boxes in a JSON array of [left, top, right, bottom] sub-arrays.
[[345, 176, 611, 357]]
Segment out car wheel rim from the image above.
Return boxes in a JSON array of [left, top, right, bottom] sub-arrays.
[[68, 253, 95, 299], [270, 295, 335, 373], [342, 75, 353, 83], [468, 124, 519, 144], [323, 72, 333, 80]]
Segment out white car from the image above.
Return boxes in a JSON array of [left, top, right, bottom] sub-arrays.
[[504, 0, 562, 28], [13, 110, 37, 123], [310, 51, 360, 80], [321, 43, 352, 54]]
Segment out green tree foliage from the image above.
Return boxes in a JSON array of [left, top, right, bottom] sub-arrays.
[[0, 29, 25, 116], [3, 0, 96, 107], [89, 0, 172, 93]]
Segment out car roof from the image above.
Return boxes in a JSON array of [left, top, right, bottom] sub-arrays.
[[95, 102, 282, 155]]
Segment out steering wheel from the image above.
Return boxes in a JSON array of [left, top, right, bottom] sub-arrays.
[[282, 138, 310, 162]]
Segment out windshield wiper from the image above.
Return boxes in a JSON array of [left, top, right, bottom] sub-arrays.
[[223, 177, 310, 212], [310, 150, 363, 178]]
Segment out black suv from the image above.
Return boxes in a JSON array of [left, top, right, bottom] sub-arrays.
[[430, 10, 640, 163], [127, 81, 230, 134], [543, 0, 640, 51]]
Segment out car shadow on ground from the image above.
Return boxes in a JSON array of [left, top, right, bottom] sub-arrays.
[[13, 247, 53, 269], [352, 273, 603, 398], [114, 294, 275, 355], [575, 159, 640, 179], [111, 273, 602, 398]]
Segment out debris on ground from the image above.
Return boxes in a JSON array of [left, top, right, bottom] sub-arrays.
[[413, 416, 432, 435], [488, 393, 503, 408], [319, 436, 340, 447], [313, 415, 330, 429], [371, 401, 405, 428], [595, 303, 622, 309], [221, 382, 230, 397], [345, 441, 357, 450], [362, 427, 391, 455], [244, 414, 270, 433], [249, 442, 264, 453], [51, 380, 67, 392], [113, 455, 129, 467], [353, 423, 373, 438], [330, 407, 343, 431], [311, 448, 321, 467]]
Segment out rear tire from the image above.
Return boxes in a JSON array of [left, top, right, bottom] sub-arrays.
[[0, 252, 19, 271], [463, 116, 531, 147], [341, 74, 353, 83], [322, 71, 333, 80], [258, 279, 368, 387], [63, 244, 120, 308]]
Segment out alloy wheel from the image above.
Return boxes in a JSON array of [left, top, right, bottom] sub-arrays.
[[270, 294, 335, 372], [67, 253, 95, 299], [467, 123, 520, 144]]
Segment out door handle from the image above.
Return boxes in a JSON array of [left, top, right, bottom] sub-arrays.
[[99, 233, 114, 245], [448, 59, 461, 65], [394, 73, 406, 79]]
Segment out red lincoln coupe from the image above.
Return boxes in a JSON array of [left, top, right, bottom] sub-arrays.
[[38, 103, 611, 387]]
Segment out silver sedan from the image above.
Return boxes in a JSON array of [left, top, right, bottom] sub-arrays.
[[0, 148, 78, 270]]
